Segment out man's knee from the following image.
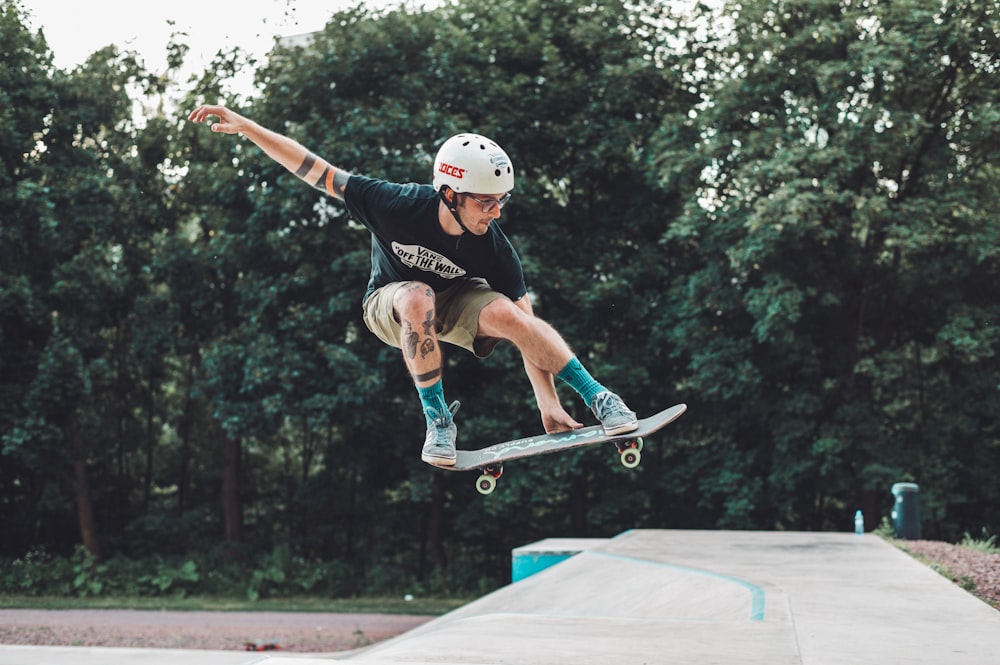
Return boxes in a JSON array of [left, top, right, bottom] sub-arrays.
[[393, 282, 435, 321], [479, 298, 530, 335]]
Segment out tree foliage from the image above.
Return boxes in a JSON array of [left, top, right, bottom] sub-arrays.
[[653, 0, 1000, 534], [1, 0, 998, 597]]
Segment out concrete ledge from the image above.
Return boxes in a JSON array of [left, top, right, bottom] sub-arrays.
[[510, 537, 608, 582]]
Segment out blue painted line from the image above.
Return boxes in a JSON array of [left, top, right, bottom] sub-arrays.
[[589, 550, 767, 621]]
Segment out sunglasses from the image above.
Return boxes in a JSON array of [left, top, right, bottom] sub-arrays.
[[465, 192, 512, 213]]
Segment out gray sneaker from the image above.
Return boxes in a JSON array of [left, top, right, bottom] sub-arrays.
[[421, 401, 460, 466], [591, 391, 638, 435]]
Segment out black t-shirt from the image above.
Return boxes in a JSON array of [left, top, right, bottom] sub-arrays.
[[344, 175, 528, 305]]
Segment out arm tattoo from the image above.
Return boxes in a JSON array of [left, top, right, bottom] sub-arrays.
[[332, 169, 349, 198], [313, 166, 332, 193], [296, 152, 348, 199], [312, 166, 348, 199], [295, 153, 317, 178]]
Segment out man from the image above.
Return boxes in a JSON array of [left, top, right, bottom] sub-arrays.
[[187, 105, 637, 466]]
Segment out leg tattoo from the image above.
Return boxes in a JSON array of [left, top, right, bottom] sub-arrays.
[[413, 367, 442, 382], [403, 322, 419, 360], [399, 284, 438, 365]]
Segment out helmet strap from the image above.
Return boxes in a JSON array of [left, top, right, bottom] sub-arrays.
[[439, 188, 472, 235]]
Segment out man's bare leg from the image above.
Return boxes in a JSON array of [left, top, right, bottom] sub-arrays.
[[394, 282, 458, 465], [478, 297, 637, 434], [394, 282, 443, 388]]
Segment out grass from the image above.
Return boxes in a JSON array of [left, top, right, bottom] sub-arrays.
[[958, 531, 1000, 554], [0, 594, 469, 615]]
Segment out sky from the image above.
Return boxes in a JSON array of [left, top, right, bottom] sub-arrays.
[[20, 0, 385, 73]]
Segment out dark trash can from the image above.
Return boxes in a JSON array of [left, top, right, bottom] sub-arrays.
[[891, 482, 922, 540]]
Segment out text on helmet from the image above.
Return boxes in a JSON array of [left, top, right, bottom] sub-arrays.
[[438, 162, 465, 179]]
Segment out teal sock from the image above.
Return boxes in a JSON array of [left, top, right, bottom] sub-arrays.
[[556, 357, 607, 407], [417, 381, 449, 424]]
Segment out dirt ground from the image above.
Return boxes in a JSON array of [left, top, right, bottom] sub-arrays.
[[900, 539, 1000, 610], [0, 608, 433, 652]]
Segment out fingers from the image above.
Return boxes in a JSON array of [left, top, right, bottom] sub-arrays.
[[187, 105, 220, 123], [545, 422, 583, 434], [542, 410, 584, 434], [187, 105, 240, 133]]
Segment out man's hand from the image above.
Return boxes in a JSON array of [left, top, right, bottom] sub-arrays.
[[540, 405, 584, 434], [187, 105, 250, 135]]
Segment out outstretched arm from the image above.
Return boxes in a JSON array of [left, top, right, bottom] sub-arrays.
[[511, 295, 584, 434], [187, 105, 350, 200]]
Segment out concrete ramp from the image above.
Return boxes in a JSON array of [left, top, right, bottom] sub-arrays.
[[346, 530, 1000, 665], [471, 549, 765, 622], [3, 530, 998, 665]]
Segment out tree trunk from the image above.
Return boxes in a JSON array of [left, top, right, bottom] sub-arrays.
[[70, 412, 101, 560], [220, 432, 243, 560], [570, 472, 589, 534], [427, 474, 448, 587], [345, 455, 357, 559], [177, 353, 197, 514], [142, 369, 155, 514]]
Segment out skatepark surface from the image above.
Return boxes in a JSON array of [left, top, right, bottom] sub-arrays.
[[3, 529, 998, 664]]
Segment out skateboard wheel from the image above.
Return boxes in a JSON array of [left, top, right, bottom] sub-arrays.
[[476, 474, 498, 495], [484, 463, 503, 479], [620, 447, 641, 469]]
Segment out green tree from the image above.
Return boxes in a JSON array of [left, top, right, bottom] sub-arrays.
[[0, 0, 62, 554], [653, 0, 1000, 534], [1, 0, 173, 558]]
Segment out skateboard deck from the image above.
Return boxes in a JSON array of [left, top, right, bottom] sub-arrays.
[[443, 403, 686, 494]]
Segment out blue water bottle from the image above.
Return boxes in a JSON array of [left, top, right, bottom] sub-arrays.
[[854, 509, 864, 536]]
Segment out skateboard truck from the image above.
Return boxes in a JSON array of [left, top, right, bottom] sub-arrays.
[[615, 437, 644, 469], [476, 463, 504, 495]]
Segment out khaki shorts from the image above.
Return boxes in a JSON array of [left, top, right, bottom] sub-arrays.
[[362, 278, 508, 358]]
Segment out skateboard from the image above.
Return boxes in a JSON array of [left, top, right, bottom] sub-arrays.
[[443, 403, 686, 494]]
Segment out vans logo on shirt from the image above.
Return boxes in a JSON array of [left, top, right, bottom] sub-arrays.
[[392, 242, 467, 279]]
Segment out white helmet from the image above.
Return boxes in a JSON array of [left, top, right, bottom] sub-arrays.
[[432, 133, 514, 194]]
